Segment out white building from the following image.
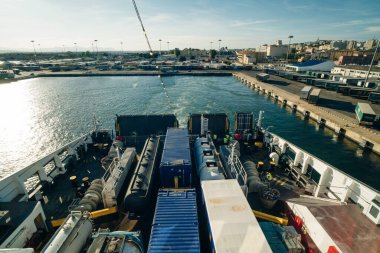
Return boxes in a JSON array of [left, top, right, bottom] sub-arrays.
[[257, 40, 289, 57], [286, 60, 336, 72], [331, 66, 380, 79]]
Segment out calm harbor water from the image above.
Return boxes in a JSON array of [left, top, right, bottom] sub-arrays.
[[1, 76, 379, 190]]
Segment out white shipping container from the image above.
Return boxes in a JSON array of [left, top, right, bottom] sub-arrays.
[[300, 86, 313, 100], [201, 179, 272, 253]]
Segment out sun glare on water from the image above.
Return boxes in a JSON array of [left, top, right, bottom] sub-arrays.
[[0, 81, 35, 173]]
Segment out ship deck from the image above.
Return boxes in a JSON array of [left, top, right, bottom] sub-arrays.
[[241, 143, 380, 253], [41, 144, 109, 223], [309, 204, 380, 253]]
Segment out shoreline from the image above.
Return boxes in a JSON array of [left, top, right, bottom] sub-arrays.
[[0, 70, 233, 84]]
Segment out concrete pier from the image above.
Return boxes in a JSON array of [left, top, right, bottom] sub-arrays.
[[233, 72, 380, 155]]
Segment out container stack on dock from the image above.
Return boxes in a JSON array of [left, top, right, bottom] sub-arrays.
[[147, 189, 200, 253], [159, 128, 192, 188]]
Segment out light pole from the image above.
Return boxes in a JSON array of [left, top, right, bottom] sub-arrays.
[[167, 41, 170, 52], [74, 42, 78, 55], [210, 41, 213, 59], [94, 40, 98, 55], [120, 41, 123, 54], [38, 43, 42, 54], [62, 44, 65, 54], [286, 35, 294, 63], [30, 40, 36, 60], [218, 39, 221, 59], [159, 39, 162, 55]]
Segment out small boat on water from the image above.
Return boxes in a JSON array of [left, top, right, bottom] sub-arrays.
[[0, 112, 380, 253]]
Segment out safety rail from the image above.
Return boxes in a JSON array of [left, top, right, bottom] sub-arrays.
[[228, 154, 247, 186]]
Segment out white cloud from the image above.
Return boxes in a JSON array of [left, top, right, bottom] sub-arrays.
[[365, 26, 380, 33]]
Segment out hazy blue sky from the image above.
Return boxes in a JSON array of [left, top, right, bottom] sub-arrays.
[[1, 0, 379, 51]]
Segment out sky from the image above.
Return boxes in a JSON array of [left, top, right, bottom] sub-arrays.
[[0, 0, 379, 52]]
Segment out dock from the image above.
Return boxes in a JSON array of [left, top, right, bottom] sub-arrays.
[[233, 72, 380, 155]]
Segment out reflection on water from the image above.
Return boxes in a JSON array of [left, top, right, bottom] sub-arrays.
[[0, 76, 380, 190]]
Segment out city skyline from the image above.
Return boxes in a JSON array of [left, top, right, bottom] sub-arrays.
[[0, 0, 379, 52]]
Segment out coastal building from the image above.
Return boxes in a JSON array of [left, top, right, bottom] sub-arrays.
[[330, 40, 347, 50], [236, 50, 266, 64], [338, 55, 372, 65], [266, 40, 288, 57], [330, 50, 357, 61], [331, 65, 380, 79], [346, 40, 357, 50], [318, 44, 332, 51], [286, 60, 335, 72], [256, 44, 268, 53], [294, 43, 304, 52], [257, 40, 289, 58], [365, 39, 377, 50]]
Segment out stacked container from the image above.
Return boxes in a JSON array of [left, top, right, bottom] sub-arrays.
[[159, 128, 192, 188], [147, 189, 200, 253]]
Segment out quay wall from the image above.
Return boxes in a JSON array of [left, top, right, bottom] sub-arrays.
[[233, 72, 380, 155]]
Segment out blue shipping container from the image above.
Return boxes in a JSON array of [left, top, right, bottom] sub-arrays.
[[147, 189, 200, 253], [160, 128, 192, 188]]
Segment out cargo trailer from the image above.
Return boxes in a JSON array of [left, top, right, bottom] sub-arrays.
[[159, 128, 192, 188], [263, 68, 278, 75], [312, 79, 327, 88], [348, 87, 376, 99], [337, 85, 349, 94], [201, 179, 272, 253], [256, 73, 270, 82], [308, 88, 321, 104], [278, 71, 286, 77], [369, 92, 380, 103], [320, 73, 330, 79], [340, 77, 364, 86], [306, 78, 315, 85], [300, 86, 313, 100], [147, 189, 200, 253], [324, 81, 341, 91], [329, 75, 341, 81], [355, 102, 376, 125]]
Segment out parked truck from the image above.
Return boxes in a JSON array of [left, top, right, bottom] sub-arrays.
[[300, 86, 313, 100], [256, 73, 270, 82], [355, 102, 376, 125], [308, 88, 321, 104], [369, 92, 380, 104]]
